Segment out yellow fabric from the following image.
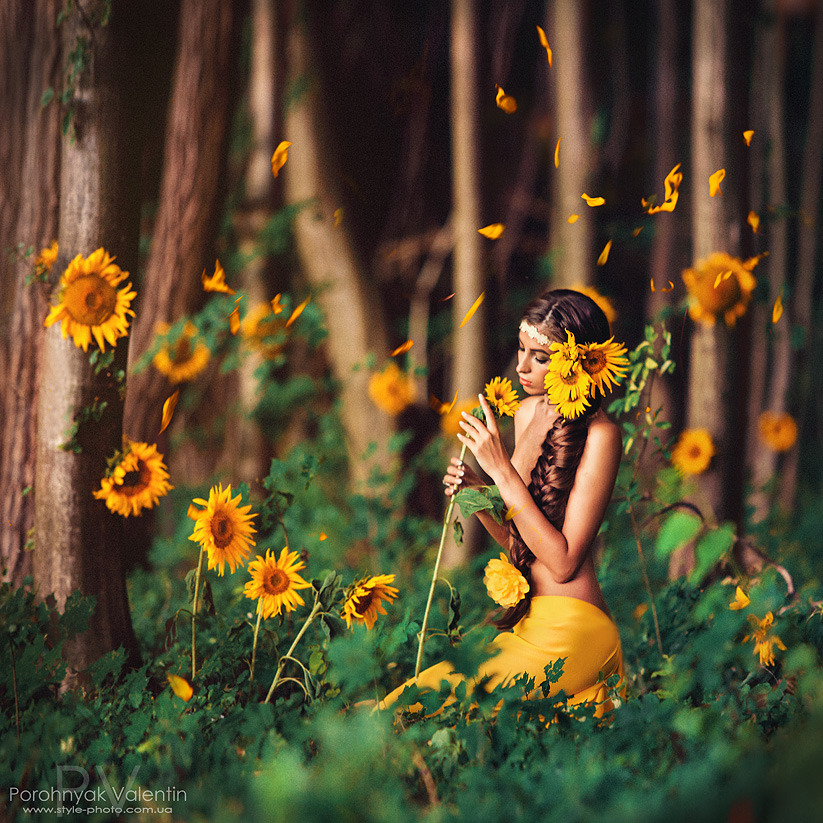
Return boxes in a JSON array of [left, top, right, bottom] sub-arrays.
[[381, 595, 623, 716]]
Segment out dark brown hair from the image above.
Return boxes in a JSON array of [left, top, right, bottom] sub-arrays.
[[496, 289, 611, 630]]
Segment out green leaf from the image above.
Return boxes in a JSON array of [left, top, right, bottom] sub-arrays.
[[448, 586, 461, 633], [453, 485, 506, 524], [320, 614, 348, 641], [41, 87, 54, 107], [655, 510, 703, 558], [690, 522, 736, 583], [452, 518, 464, 546]]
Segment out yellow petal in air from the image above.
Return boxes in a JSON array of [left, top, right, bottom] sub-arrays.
[[270, 293, 284, 314], [459, 292, 485, 328], [632, 226, 644, 237], [159, 390, 179, 436], [390, 340, 414, 357], [747, 211, 760, 233], [167, 673, 193, 702], [495, 85, 517, 114], [504, 505, 523, 521], [567, 214, 580, 224], [229, 307, 240, 335], [772, 294, 783, 324], [581, 193, 605, 206], [645, 163, 682, 213], [554, 138, 561, 168], [429, 390, 458, 415], [271, 141, 292, 177], [286, 295, 311, 328], [318, 532, 328, 541], [536, 25, 552, 67], [709, 168, 726, 197], [597, 240, 612, 266], [202, 259, 236, 295], [650, 279, 674, 292], [743, 130, 755, 146], [478, 223, 505, 239]]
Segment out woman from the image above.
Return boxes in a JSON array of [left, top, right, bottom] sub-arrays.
[[383, 289, 624, 715]]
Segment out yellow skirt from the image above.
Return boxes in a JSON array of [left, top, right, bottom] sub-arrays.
[[381, 596, 623, 716]]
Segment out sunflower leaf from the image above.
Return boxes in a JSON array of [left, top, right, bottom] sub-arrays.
[[320, 614, 347, 641], [453, 486, 506, 525], [452, 518, 464, 546]]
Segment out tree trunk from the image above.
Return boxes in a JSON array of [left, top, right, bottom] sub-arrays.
[[34, 1, 144, 674], [548, 0, 594, 287], [283, 1, 395, 491], [0, 0, 61, 585]]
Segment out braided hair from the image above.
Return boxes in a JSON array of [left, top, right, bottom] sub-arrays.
[[495, 289, 611, 630]]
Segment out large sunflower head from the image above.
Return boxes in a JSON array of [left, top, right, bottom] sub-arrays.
[[484, 376, 521, 417], [188, 483, 257, 576], [152, 321, 211, 384], [440, 399, 477, 435], [670, 428, 715, 475], [368, 363, 417, 415], [549, 328, 582, 377], [341, 574, 399, 629], [578, 337, 629, 394], [241, 302, 286, 360], [757, 411, 797, 452], [682, 252, 758, 326], [244, 547, 312, 618], [44, 248, 136, 352], [543, 360, 593, 420], [93, 439, 173, 517], [483, 553, 529, 608]]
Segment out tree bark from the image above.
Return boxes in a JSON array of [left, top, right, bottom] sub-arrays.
[[34, 0, 143, 674], [0, 0, 61, 585]]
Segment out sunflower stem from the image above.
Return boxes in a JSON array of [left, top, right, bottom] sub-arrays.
[[415, 442, 468, 679], [249, 601, 264, 693], [264, 598, 322, 704], [191, 546, 205, 679]]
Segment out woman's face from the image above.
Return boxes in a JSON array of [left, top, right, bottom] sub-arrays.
[[516, 329, 553, 396]]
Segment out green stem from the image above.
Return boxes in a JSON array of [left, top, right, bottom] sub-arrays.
[[191, 547, 205, 679], [415, 442, 468, 679], [264, 599, 322, 704], [628, 502, 663, 658], [249, 601, 264, 692]]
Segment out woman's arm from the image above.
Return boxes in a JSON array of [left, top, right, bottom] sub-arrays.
[[458, 396, 621, 583]]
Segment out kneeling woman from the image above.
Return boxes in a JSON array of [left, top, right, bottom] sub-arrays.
[[382, 289, 626, 715]]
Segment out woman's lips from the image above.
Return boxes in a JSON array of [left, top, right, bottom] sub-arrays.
[[518, 377, 531, 388]]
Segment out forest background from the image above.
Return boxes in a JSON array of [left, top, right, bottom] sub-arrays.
[[2, 0, 823, 821]]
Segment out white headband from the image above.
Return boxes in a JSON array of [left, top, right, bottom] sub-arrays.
[[519, 320, 550, 346]]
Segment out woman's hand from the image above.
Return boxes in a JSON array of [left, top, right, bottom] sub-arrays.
[[443, 456, 483, 497], [455, 394, 512, 483]]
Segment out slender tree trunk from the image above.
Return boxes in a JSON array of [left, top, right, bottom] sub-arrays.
[[34, 1, 143, 674], [0, 0, 61, 585], [282, 1, 395, 490], [548, 0, 594, 287]]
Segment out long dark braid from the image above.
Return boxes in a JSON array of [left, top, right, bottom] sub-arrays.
[[494, 289, 610, 631]]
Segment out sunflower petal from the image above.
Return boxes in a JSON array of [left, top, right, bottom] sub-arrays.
[[159, 390, 179, 436], [459, 291, 485, 328], [495, 85, 517, 114], [581, 193, 605, 206], [554, 138, 561, 168], [743, 130, 754, 146], [597, 240, 612, 266], [536, 25, 552, 67], [286, 295, 311, 328], [709, 168, 726, 197], [390, 339, 414, 357], [747, 211, 760, 233], [772, 294, 783, 324], [429, 390, 458, 415], [567, 214, 579, 224], [167, 673, 193, 702], [271, 140, 292, 177], [478, 223, 505, 239]]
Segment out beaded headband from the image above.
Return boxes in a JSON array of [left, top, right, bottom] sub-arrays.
[[519, 320, 550, 346]]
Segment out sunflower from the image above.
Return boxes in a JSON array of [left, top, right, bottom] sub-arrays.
[[368, 362, 417, 415], [93, 439, 173, 517], [152, 321, 211, 384], [341, 574, 399, 629], [682, 252, 758, 326], [484, 376, 521, 417], [44, 248, 136, 352], [544, 363, 593, 420], [244, 547, 312, 618], [483, 552, 529, 608], [670, 428, 715, 475], [743, 612, 787, 667], [570, 284, 617, 326], [440, 399, 477, 436], [241, 302, 286, 360], [188, 483, 257, 576], [549, 329, 582, 377], [578, 337, 629, 394], [728, 586, 751, 611], [758, 411, 797, 452], [34, 240, 58, 275]]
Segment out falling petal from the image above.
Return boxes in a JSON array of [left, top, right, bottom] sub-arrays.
[[429, 390, 458, 415], [319, 532, 328, 541], [459, 291, 485, 328], [709, 168, 726, 197], [772, 294, 783, 324], [334, 208, 344, 227], [159, 390, 179, 436], [390, 339, 414, 356], [743, 252, 768, 270], [271, 140, 292, 177], [202, 259, 236, 294], [229, 307, 240, 335], [536, 25, 552, 67], [167, 673, 193, 702], [495, 85, 517, 114], [442, 293, 455, 301], [581, 193, 605, 206], [713, 270, 733, 289], [747, 211, 760, 233], [286, 295, 311, 328], [478, 223, 505, 239], [270, 293, 284, 314], [504, 505, 523, 521], [597, 240, 613, 266], [650, 279, 674, 293], [632, 226, 644, 237], [645, 163, 682, 213], [743, 130, 755, 146], [567, 214, 580, 224], [554, 138, 561, 168]]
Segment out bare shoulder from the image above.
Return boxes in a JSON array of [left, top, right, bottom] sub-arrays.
[[582, 412, 622, 468], [514, 394, 545, 421]]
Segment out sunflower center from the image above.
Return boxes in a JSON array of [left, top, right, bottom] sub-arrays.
[[63, 275, 117, 326], [117, 460, 151, 496], [172, 336, 193, 364], [354, 590, 376, 616], [699, 272, 742, 312], [210, 511, 235, 548], [262, 568, 290, 596], [688, 445, 704, 459], [581, 351, 606, 376]]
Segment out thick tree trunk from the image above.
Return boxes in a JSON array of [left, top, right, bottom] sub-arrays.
[[283, 2, 395, 490], [34, 1, 143, 674], [0, 0, 61, 585], [548, 0, 594, 287]]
